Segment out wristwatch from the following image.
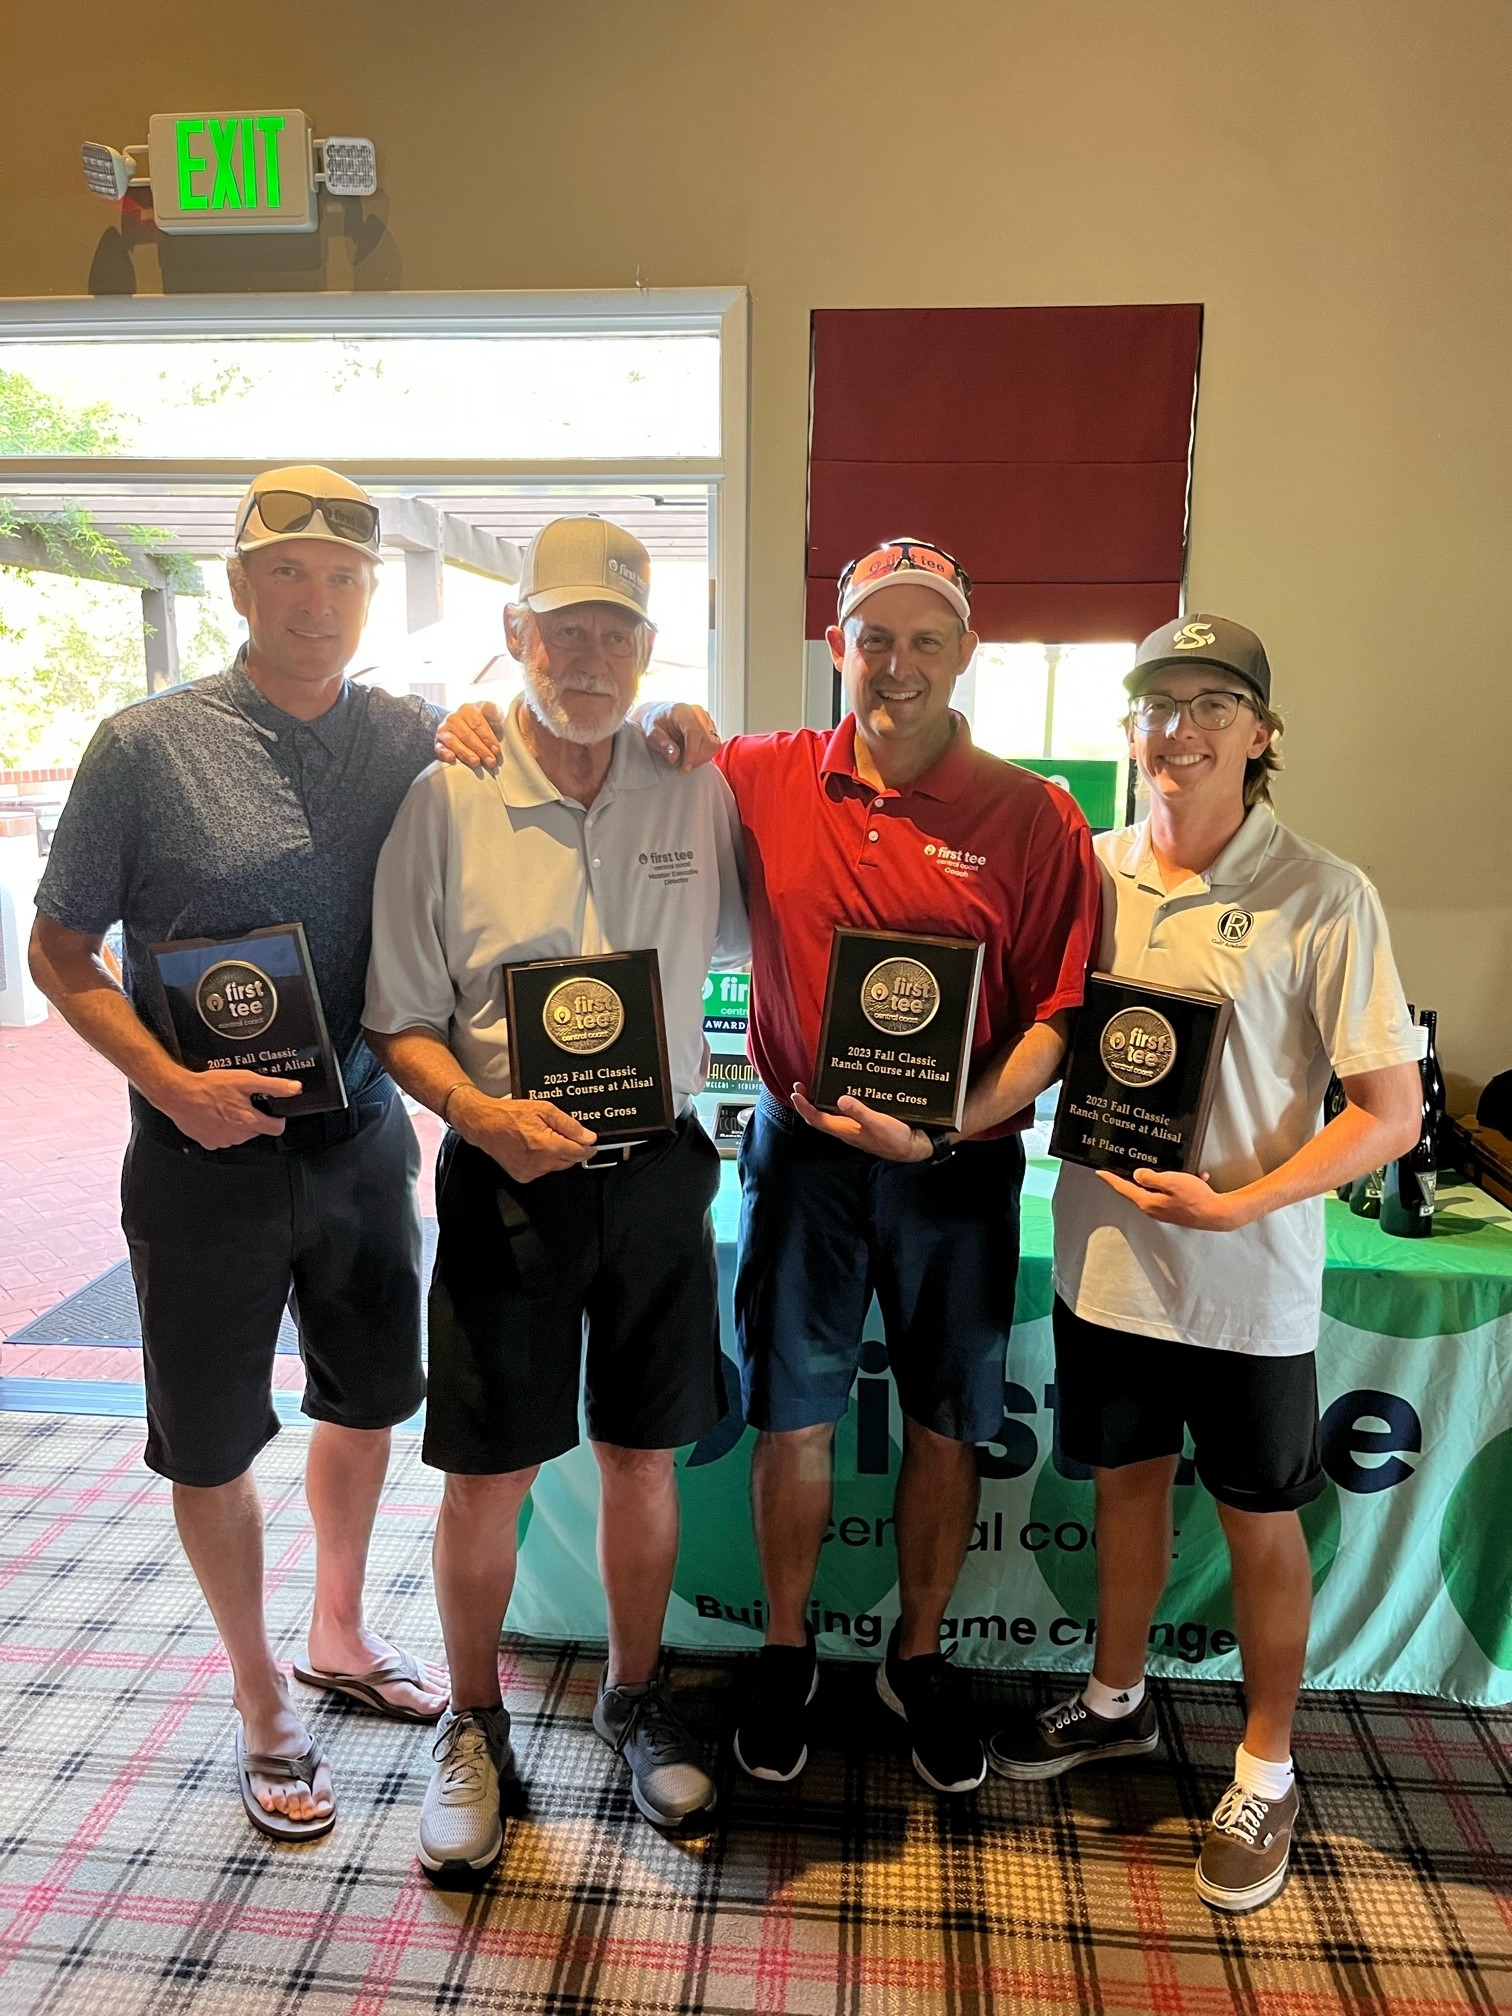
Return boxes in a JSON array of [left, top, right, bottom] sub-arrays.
[[918, 1128, 960, 1165]]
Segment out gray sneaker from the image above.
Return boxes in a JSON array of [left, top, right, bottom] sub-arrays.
[[418, 1705, 515, 1881], [1196, 1778, 1299, 1913], [593, 1669, 716, 1828]]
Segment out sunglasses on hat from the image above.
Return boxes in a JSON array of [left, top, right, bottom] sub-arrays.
[[838, 538, 973, 602], [237, 489, 381, 549]]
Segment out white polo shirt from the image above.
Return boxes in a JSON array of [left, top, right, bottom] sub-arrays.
[[364, 701, 749, 1108], [1053, 803, 1423, 1356]]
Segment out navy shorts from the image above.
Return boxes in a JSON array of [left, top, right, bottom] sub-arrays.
[[123, 1091, 425, 1488], [1053, 1297, 1326, 1513], [734, 1092, 1026, 1444]]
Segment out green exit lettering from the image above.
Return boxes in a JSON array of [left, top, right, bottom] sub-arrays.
[[175, 113, 285, 211]]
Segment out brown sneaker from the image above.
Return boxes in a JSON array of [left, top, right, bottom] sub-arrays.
[[1196, 1778, 1298, 1912]]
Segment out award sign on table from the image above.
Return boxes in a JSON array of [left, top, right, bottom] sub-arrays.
[[148, 922, 346, 1117], [1050, 972, 1232, 1174], [504, 949, 675, 1143], [811, 929, 984, 1130]]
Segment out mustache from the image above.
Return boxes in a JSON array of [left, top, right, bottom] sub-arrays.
[[554, 675, 619, 697]]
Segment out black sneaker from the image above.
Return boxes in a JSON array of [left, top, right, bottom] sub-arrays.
[[733, 1627, 819, 1782], [987, 1688, 1159, 1781], [875, 1622, 986, 1793]]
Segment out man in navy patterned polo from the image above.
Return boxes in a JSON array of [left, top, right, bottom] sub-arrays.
[[29, 466, 448, 1842]]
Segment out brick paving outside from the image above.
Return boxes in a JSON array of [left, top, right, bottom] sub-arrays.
[[0, 1015, 130, 1339], [0, 1012, 441, 1381]]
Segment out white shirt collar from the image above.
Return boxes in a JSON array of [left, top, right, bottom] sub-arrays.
[[1116, 802, 1278, 898]]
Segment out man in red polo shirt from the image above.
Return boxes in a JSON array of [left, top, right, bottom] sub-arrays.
[[438, 538, 1099, 1795]]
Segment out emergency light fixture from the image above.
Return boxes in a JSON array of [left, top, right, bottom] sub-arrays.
[[80, 142, 143, 201], [79, 112, 378, 232]]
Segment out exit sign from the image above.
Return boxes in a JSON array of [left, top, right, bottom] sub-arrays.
[[146, 109, 316, 233]]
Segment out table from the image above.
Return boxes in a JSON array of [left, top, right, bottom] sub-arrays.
[[506, 1159, 1512, 1704]]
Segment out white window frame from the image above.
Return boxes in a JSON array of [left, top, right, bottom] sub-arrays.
[[0, 288, 751, 728]]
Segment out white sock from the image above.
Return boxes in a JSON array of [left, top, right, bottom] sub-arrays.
[[1081, 1674, 1146, 1720], [1233, 1744, 1294, 1801]]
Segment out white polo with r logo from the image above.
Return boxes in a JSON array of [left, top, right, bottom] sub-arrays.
[[1053, 803, 1424, 1356]]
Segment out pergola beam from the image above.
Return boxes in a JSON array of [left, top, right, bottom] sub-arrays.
[[0, 528, 203, 596], [382, 498, 521, 632], [141, 585, 180, 692]]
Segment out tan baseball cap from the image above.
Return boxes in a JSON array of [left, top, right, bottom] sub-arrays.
[[518, 516, 651, 618], [233, 465, 381, 558]]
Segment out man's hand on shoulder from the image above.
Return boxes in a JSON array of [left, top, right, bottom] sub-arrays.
[[435, 701, 505, 771], [156, 1068, 302, 1150], [638, 701, 722, 773], [451, 1084, 597, 1181]]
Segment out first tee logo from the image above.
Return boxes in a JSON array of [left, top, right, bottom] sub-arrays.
[[1099, 1007, 1177, 1088], [196, 960, 278, 1043]]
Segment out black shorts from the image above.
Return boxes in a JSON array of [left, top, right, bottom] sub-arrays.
[[734, 1092, 1025, 1444], [1052, 1297, 1326, 1513], [423, 1113, 726, 1475], [123, 1092, 425, 1489]]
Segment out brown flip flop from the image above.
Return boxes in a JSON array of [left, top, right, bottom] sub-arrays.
[[236, 1727, 336, 1843], [292, 1647, 445, 1723]]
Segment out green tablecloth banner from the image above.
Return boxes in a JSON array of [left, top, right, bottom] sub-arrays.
[[505, 1161, 1512, 1705]]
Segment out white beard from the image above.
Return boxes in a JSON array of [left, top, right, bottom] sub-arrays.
[[520, 663, 628, 745]]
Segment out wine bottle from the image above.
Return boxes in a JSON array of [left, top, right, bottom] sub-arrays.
[[1382, 1083, 1437, 1240], [1382, 1006, 1440, 1237], [1382, 1152, 1436, 1236], [1324, 1073, 1353, 1199], [1348, 1167, 1384, 1218], [1419, 1009, 1446, 1165]]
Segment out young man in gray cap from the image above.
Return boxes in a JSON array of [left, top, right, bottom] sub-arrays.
[[987, 615, 1424, 1914], [365, 517, 747, 1879], [29, 467, 447, 1843]]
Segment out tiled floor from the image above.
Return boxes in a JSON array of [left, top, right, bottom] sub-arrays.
[[1, 1013, 442, 1358]]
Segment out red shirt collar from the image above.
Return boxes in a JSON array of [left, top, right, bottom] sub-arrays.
[[818, 710, 976, 803]]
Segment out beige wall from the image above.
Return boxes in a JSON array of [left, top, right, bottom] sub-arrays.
[[2, 0, 1508, 1091]]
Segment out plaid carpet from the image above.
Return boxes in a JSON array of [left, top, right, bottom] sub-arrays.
[[0, 1417, 1507, 2016]]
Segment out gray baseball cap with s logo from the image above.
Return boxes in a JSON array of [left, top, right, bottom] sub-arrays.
[[1127, 613, 1273, 705]]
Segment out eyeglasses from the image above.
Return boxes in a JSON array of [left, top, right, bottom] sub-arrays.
[[535, 609, 650, 663], [838, 538, 973, 603], [238, 490, 381, 549], [1130, 689, 1258, 734]]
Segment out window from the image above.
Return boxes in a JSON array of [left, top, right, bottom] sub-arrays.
[[0, 291, 748, 784], [959, 640, 1135, 828]]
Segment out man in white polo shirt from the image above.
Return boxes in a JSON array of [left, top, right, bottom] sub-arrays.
[[988, 615, 1423, 1916], [364, 518, 746, 1878]]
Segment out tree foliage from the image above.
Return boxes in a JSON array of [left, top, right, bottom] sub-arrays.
[[0, 370, 127, 455], [0, 368, 221, 765]]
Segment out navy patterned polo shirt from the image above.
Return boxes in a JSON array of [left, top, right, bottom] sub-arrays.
[[35, 653, 442, 1112]]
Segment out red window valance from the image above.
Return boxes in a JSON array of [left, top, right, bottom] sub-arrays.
[[806, 304, 1203, 643]]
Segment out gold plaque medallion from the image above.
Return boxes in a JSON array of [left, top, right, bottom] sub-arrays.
[[542, 976, 625, 1056], [859, 956, 940, 1038], [1099, 1007, 1177, 1088]]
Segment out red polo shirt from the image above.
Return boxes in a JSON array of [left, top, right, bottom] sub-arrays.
[[715, 713, 1101, 1135]]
